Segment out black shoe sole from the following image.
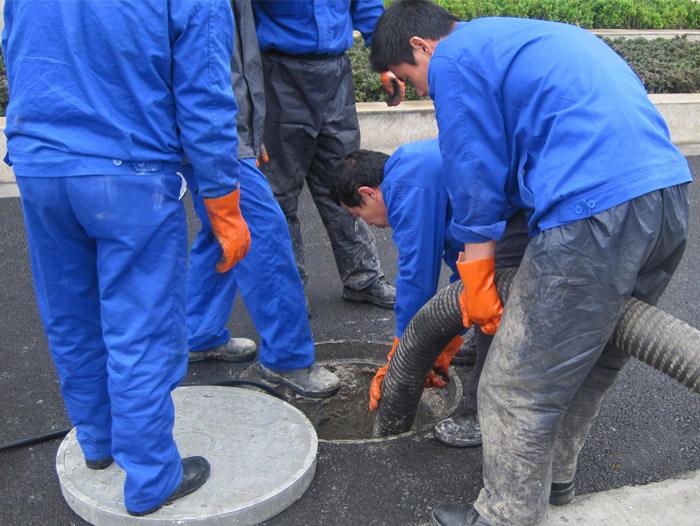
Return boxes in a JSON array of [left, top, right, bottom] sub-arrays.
[[128, 457, 210, 516], [259, 368, 341, 399], [433, 429, 482, 448], [188, 349, 257, 363], [550, 482, 575, 506], [85, 457, 113, 470], [342, 289, 395, 309]]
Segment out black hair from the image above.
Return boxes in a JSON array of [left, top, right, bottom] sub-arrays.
[[330, 150, 390, 207], [370, 0, 459, 72]]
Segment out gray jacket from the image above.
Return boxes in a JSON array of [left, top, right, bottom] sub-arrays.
[[231, 0, 265, 159]]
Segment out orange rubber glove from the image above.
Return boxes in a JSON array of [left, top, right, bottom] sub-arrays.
[[432, 335, 465, 378], [457, 256, 503, 335], [380, 71, 405, 106], [369, 337, 399, 411], [369, 335, 463, 410], [204, 188, 251, 273]]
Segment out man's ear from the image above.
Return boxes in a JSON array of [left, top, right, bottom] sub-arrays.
[[409, 36, 434, 57], [357, 186, 377, 202]]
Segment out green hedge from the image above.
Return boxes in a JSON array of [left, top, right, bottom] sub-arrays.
[[0, 54, 7, 117], [350, 36, 700, 101], [432, 0, 700, 29], [3, 35, 700, 117]]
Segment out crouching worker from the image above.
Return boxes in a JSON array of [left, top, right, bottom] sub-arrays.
[[3, 0, 250, 516], [371, 1, 691, 525], [331, 139, 528, 446]]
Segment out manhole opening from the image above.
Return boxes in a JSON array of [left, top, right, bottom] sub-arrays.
[[289, 359, 462, 442]]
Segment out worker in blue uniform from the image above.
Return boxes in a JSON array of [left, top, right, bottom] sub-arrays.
[[185, 0, 340, 397], [331, 139, 528, 447], [370, 2, 691, 526], [3, 0, 251, 516], [250, 0, 401, 311]]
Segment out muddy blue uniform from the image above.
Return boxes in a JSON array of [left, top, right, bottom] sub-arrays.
[[429, 18, 691, 525]]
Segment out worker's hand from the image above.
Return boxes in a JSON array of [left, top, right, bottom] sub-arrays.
[[380, 71, 405, 106], [424, 370, 448, 389], [255, 144, 270, 168], [369, 337, 399, 411], [203, 188, 251, 273], [432, 335, 465, 378], [457, 255, 503, 335]]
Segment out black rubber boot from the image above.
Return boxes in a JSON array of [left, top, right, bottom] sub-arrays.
[[259, 363, 341, 398], [550, 480, 575, 506], [128, 456, 210, 516], [85, 456, 113, 470], [189, 338, 257, 363], [451, 331, 477, 366], [433, 410, 482, 447], [431, 504, 493, 526], [342, 277, 396, 309]]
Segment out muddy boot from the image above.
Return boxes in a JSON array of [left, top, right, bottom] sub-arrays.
[[189, 338, 257, 363], [431, 504, 492, 526], [550, 481, 575, 506], [128, 456, 210, 516], [342, 277, 396, 309], [451, 331, 477, 366], [259, 363, 341, 398], [433, 410, 481, 447]]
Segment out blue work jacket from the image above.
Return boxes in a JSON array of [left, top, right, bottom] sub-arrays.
[[252, 0, 383, 55], [429, 18, 692, 243], [2, 0, 240, 198], [382, 139, 462, 338]]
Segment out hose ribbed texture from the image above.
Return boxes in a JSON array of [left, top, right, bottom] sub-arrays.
[[373, 268, 699, 437]]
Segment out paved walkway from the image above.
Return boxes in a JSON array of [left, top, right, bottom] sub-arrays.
[[542, 470, 700, 525]]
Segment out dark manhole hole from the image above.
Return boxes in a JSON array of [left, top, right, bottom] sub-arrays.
[[243, 341, 463, 443], [296, 360, 461, 443]]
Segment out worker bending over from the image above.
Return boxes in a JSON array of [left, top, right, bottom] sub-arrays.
[[332, 139, 528, 447]]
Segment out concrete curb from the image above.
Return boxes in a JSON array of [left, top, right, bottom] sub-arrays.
[[416, 470, 700, 526], [541, 469, 700, 525], [357, 95, 700, 154], [593, 29, 700, 41]]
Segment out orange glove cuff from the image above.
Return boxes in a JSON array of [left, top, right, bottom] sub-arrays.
[[457, 256, 503, 335], [432, 335, 465, 377], [204, 188, 251, 273], [369, 337, 399, 412]]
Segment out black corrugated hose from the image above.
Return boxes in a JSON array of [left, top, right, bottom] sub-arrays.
[[373, 268, 700, 437]]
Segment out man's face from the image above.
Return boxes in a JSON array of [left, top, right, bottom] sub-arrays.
[[342, 187, 389, 228], [389, 37, 436, 97]]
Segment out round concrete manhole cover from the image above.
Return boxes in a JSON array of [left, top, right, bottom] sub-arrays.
[[56, 386, 317, 525]]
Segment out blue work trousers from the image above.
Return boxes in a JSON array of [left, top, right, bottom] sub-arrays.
[[186, 158, 315, 370], [17, 171, 188, 513]]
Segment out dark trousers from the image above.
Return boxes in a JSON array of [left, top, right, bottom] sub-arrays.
[[260, 51, 383, 289], [474, 185, 689, 525], [468, 210, 530, 412]]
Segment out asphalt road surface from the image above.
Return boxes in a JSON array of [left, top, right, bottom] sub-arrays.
[[1, 159, 699, 525]]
